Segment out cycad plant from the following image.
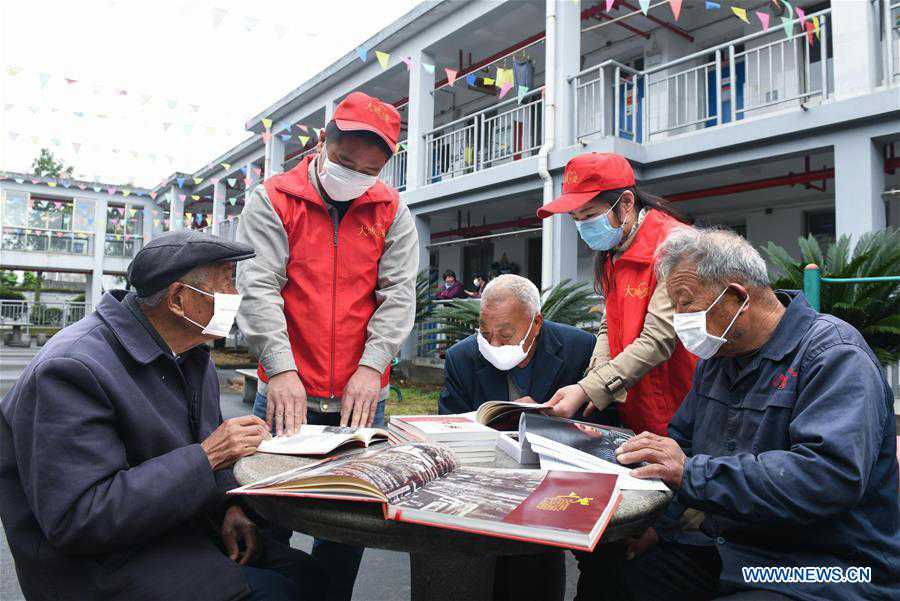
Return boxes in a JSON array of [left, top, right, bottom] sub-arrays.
[[418, 279, 599, 356], [760, 228, 900, 364]]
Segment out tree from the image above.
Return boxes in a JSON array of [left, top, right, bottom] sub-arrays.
[[32, 148, 74, 178], [761, 228, 900, 364], [0, 271, 18, 287]]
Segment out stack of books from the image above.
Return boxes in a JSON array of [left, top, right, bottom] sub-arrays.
[[388, 415, 498, 464]]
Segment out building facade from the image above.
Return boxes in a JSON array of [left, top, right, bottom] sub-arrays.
[[2, 0, 899, 361]]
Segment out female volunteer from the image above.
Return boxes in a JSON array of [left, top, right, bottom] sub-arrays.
[[539, 152, 695, 437]]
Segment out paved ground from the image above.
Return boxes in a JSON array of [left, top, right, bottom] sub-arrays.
[[0, 350, 579, 600]]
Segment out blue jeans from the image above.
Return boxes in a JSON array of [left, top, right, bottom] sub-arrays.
[[239, 533, 328, 600], [253, 391, 385, 601]]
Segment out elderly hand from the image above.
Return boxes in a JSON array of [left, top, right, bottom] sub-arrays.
[[615, 431, 686, 489], [266, 370, 308, 436], [342, 365, 381, 428], [544, 384, 591, 418], [625, 527, 659, 560], [201, 415, 270, 470], [221, 506, 258, 565]]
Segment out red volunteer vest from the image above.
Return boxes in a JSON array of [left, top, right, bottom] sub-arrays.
[[604, 209, 697, 436], [257, 155, 398, 398]]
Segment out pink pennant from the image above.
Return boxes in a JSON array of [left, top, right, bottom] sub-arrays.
[[445, 68, 458, 86], [77, 183, 87, 190], [669, 0, 683, 20], [107, 186, 117, 195], [755, 11, 770, 31], [261, 131, 272, 143], [498, 82, 513, 99], [244, 177, 253, 186], [150, 191, 157, 200], [178, 194, 187, 202], [795, 7, 805, 23], [605, 0, 615, 10], [297, 124, 308, 133], [401, 57, 413, 71], [253, 167, 262, 176]]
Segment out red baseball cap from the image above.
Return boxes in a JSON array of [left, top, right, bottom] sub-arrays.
[[333, 91, 401, 153], [537, 153, 635, 218]]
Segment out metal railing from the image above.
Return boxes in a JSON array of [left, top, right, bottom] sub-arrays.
[[1, 226, 94, 255], [424, 88, 544, 185], [104, 233, 143, 258], [572, 8, 832, 143], [0, 300, 90, 334], [380, 146, 408, 192], [887, 0, 900, 84]]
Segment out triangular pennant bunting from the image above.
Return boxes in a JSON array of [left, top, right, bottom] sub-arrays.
[[445, 68, 458, 86], [756, 11, 770, 31], [669, 0, 683, 21], [376, 51, 390, 70], [731, 6, 749, 23]]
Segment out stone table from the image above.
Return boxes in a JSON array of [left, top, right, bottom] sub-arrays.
[[234, 450, 671, 601]]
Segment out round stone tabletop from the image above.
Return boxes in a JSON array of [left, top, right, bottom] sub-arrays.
[[234, 448, 672, 556]]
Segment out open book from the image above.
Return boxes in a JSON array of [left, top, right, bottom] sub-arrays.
[[257, 425, 389, 456], [470, 400, 551, 430], [230, 442, 621, 551], [521, 413, 669, 491]]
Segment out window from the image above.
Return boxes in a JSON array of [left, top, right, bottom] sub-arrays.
[[2, 189, 28, 227], [805, 210, 835, 248], [105, 205, 144, 257]]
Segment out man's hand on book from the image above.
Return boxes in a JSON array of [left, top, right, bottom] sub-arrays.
[[221, 506, 259, 565], [201, 415, 271, 470], [615, 432, 686, 489], [267, 370, 308, 436], [543, 384, 590, 418], [342, 365, 381, 428]]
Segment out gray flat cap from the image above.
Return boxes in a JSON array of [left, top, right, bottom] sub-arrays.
[[126, 229, 255, 296]]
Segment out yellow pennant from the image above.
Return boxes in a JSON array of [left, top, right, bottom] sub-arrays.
[[193, 177, 203, 185], [483, 77, 495, 86], [221, 162, 231, 170], [812, 15, 820, 38], [191, 194, 200, 200], [261, 118, 272, 130], [299, 135, 310, 146], [375, 51, 390, 70], [731, 6, 749, 23]]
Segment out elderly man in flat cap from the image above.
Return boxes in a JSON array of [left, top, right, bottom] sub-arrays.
[[0, 230, 325, 601]]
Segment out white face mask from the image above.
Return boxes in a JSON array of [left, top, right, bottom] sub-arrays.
[[477, 312, 538, 371], [317, 144, 378, 202], [180, 283, 243, 338], [673, 287, 748, 360], [473, 279, 480, 286]]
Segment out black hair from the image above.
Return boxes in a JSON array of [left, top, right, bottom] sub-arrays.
[[324, 120, 392, 159], [591, 187, 689, 296], [443, 270, 457, 280], [475, 273, 487, 282]]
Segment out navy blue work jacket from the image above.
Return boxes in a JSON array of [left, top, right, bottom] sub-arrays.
[[438, 320, 596, 414], [666, 291, 899, 600], [0, 291, 249, 600]]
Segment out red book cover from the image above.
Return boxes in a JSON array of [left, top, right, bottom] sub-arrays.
[[503, 472, 618, 534]]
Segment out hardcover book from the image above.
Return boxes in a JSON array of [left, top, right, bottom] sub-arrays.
[[230, 442, 621, 551]]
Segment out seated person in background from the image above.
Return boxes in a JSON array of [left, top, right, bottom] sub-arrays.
[[439, 274, 610, 421], [435, 269, 467, 300], [586, 227, 900, 601], [0, 230, 326, 601], [465, 273, 488, 298]]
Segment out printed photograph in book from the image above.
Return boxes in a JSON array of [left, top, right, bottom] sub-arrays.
[[230, 442, 622, 550], [257, 424, 389, 456]]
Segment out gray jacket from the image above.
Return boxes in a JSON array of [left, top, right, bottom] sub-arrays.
[[235, 157, 418, 411]]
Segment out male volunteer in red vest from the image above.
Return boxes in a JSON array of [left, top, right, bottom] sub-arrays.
[[236, 91, 418, 600]]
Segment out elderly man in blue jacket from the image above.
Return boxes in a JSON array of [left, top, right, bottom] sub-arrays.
[[589, 227, 900, 601], [438, 274, 607, 419], [0, 230, 325, 601]]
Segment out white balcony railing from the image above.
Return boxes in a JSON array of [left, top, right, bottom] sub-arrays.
[[0, 300, 90, 333], [1, 226, 95, 255], [424, 88, 544, 185], [380, 146, 408, 191], [572, 8, 832, 143], [887, 0, 900, 84], [104, 233, 142, 258], [217, 216, 241, 241]]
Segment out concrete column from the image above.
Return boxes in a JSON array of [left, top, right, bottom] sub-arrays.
[[554, 0, 581, 147], [541, 174, 579, 288], [169, 185, 185, 230], [142, 200, 153, 244], [264, 134, 286, 177], [244, 163, 259, 203], [400, 214, 431, 361], [89, 195, 108, 307], [325, 99, 335, 124], [405, 50, 436, 192], [831, 0, 880, 100], [834, 135, 886, 242], [211, 179, 226, 235]]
